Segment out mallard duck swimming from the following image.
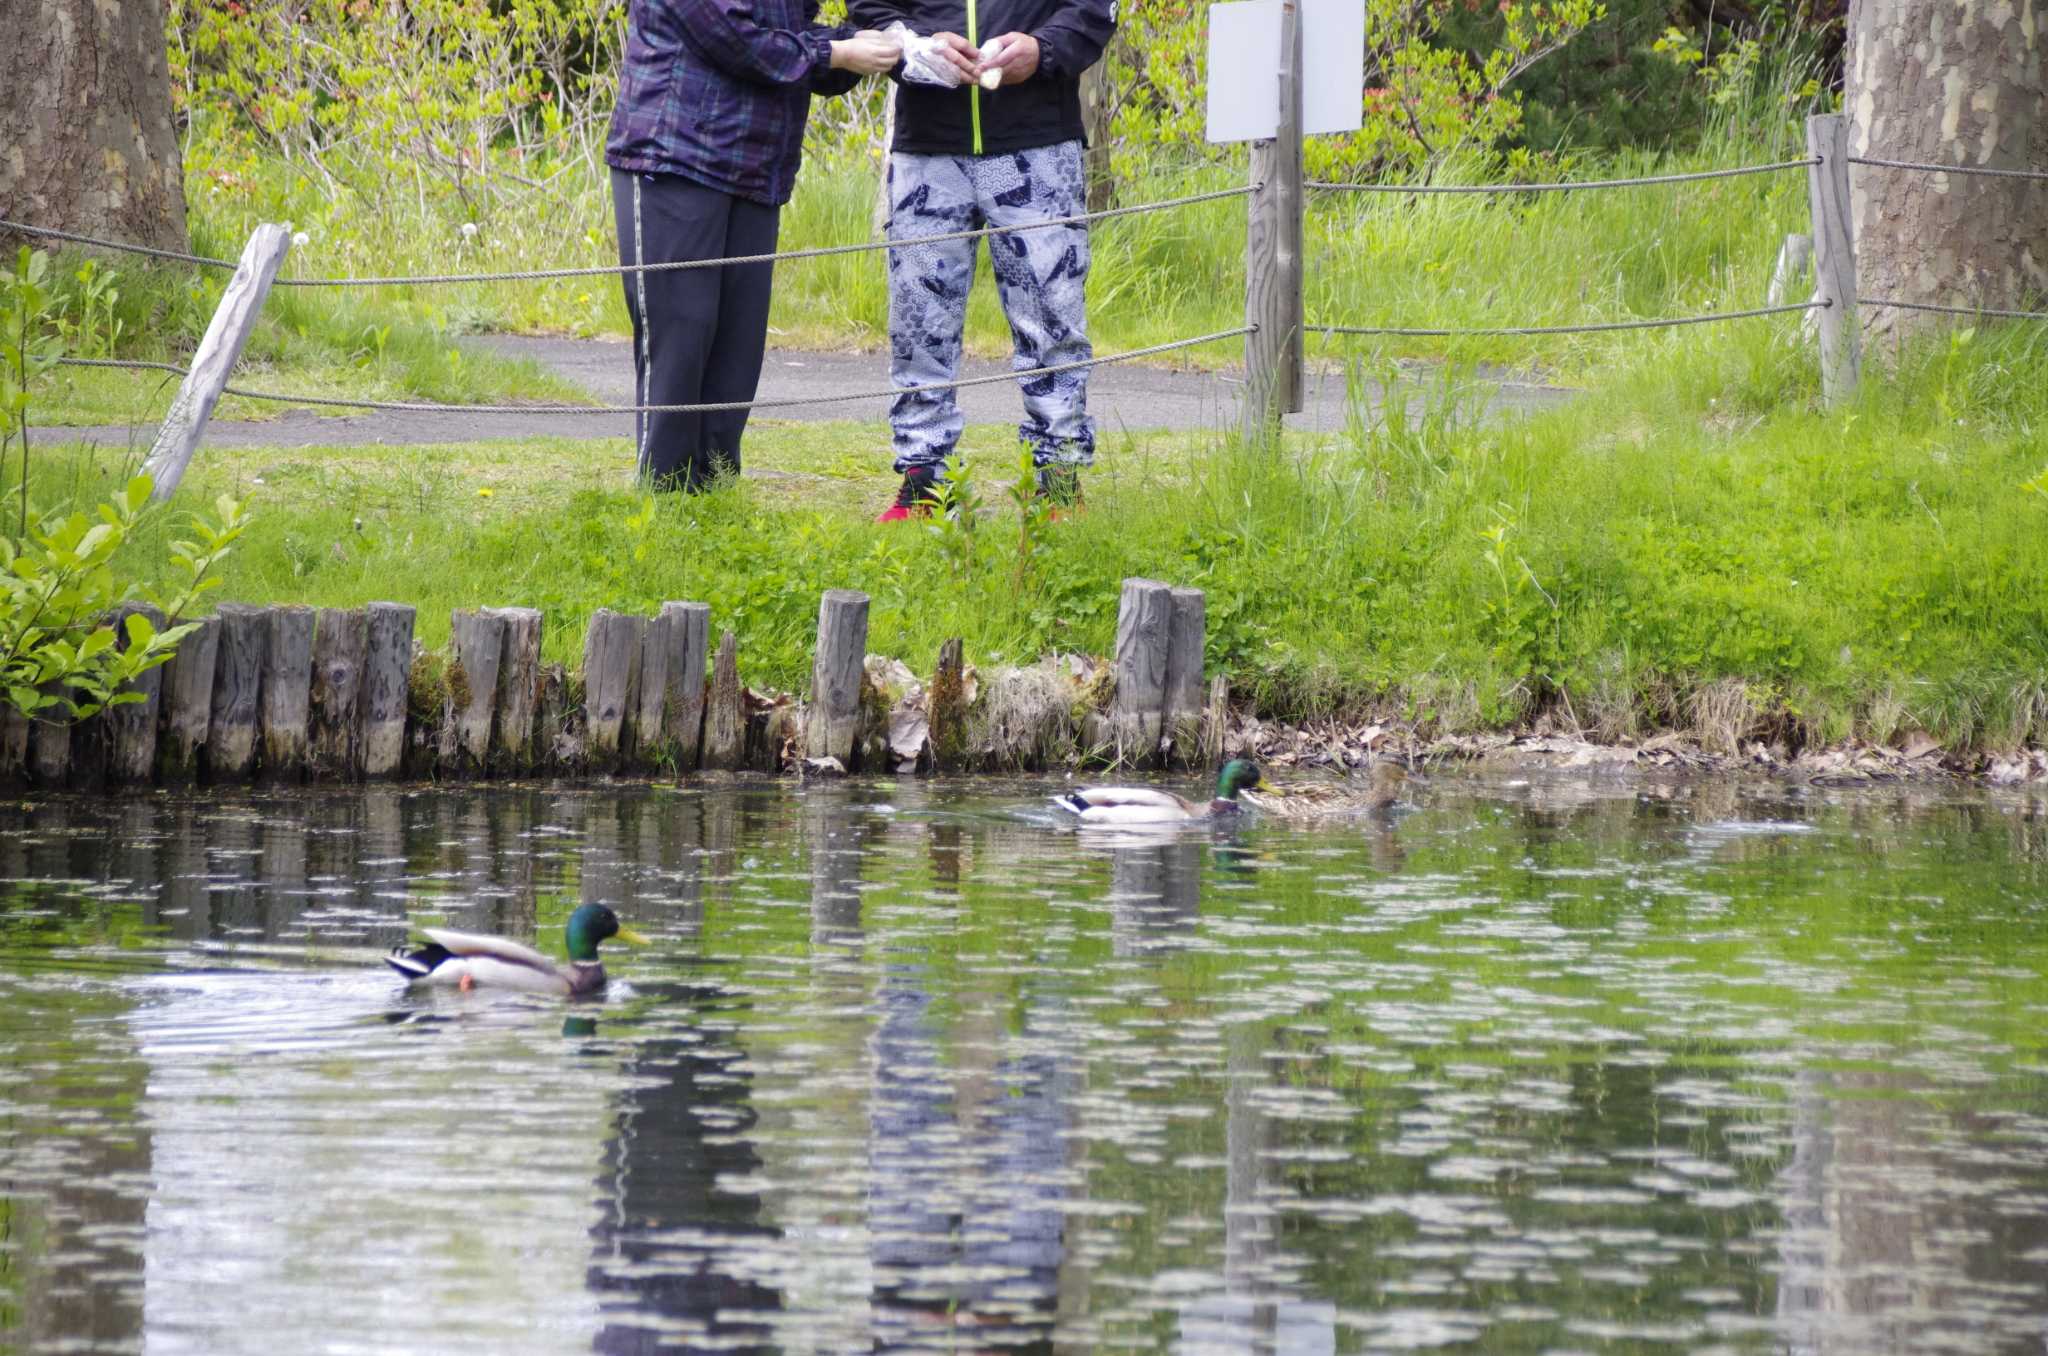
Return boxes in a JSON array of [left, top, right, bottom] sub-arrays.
[[1242, 761, 1414, 820], [1052, 759, 1267, 825], [385, 903, 648, 996]]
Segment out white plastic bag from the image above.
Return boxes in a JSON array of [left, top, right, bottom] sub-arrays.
[[885, 21, 965, 88]]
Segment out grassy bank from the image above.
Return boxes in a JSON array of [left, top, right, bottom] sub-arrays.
[[31, 310, 2048, 757]]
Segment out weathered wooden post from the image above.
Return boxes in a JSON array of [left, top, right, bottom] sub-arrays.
[[631, 613, 672, 770], [309, 606, 367, 779], [208, 603, 268, 779], [28, 701, 71, 787], [0, 708, 28, 785], [106, 604, 167, 785], [1243, 0, 1305, 440], [158, 615, 219, 782], [1163, 587, 1206, 767], [1110, 577, 1173, 765], [260, 605, 315, 780], [702, 630, 745, 771], [928, 638, 968, 773], [27, 703, 72, 785], [1203, 673, 1231, 766], [1806, 113, 1861, 405], [660, 601, 710, 773], [449, 608, 508, 775], [141, 224, 293, 501], [488, 606, 544, 773], [582, 609, 643, 772], [806, 590, 869, 769], [361, 602, 415, 779]]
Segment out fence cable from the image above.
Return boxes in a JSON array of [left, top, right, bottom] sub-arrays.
[[56, 357, 190, 375], [6, 185, 1256, 290], [0, 220, 241, 271], [1847, 157, 2048, 183], [1313, 301, 1823, 338], [135, 328, 1253, 416], [269, 185, 1259, 288], [1307, 159, 1819, 196], [1863, 297, 2048, 321]]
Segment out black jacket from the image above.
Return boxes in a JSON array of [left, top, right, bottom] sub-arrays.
[[846, 0, 1115, 156]]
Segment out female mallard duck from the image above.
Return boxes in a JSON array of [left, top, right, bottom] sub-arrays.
[[1242, 761, 1414, 821], [1053, 759, 1267, 825], [385, 903, 648, 996]]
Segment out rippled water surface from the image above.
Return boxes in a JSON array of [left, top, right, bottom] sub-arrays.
[[3, 774, 2047, 1354]]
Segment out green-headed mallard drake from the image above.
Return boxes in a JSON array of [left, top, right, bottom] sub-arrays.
[[1053, 759, 1267, 825], [1243, 761, 1415, 820], [384, 903, 648, 997]]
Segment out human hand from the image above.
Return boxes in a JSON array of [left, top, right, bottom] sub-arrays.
[[829, 31, 903, 75], [977, 32, 1040, 86], [925, 31, 982, 84]]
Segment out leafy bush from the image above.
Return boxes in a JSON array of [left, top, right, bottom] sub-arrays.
[[0, 476, 248, 724]]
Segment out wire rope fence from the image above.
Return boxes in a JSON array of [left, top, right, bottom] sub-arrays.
[[9, 112, 2045, 499]]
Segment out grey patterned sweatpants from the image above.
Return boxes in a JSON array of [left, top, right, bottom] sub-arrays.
[[886, 140, 1096, 473]]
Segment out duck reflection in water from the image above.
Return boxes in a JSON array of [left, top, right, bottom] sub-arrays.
[[585, 982, 782, 1355]]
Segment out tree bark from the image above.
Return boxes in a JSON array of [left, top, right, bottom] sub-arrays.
[[1846, 0, 2047, 341], [0, 0, 190, 256], [1080, 52, 1116, 212]]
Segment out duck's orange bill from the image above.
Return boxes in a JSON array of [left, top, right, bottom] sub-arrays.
[[616, 927, 652, 946]]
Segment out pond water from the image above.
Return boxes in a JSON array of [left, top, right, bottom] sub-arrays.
[[2, 774, 2046, 1354]]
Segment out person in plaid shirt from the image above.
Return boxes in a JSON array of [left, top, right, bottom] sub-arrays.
[[606, 2, 899, 490]]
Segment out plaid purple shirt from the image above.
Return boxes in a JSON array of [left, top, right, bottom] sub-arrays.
[[605, 0, 856, 207]]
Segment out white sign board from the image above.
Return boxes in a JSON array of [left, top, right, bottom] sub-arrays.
[[1302, 0, 1365, 135], [1205, 0, 1365, 143], [1204, 0, 1283, 143]]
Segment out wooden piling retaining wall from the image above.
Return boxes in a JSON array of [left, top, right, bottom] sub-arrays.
[[6, 578, 1215, 790]]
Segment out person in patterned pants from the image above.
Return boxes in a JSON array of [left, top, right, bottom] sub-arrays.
[[848, 0, 1116, 520]]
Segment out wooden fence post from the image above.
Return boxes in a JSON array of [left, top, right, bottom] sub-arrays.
[[660, 601, 710, 773], [631, 613, 672, 770], [1110, 578, 1172, 765], [260, 605, 315, 780], [361, 602, 415, 779], [159, 615, 219, 782], [582, 609, 642, 772], [1243, 0, 1305, 440], [106, 604, 167, 785], [806, 590, 869, 769], [489, 606, 543, 773], [309, 606, 367, 779], [1806, 114, 1861, 406], [449, 609, 508, 775], [702, 630, 744, 771], [207, 603, 268, 780], [141, 224, 292, 501], [1163, 587, 1206, 767]]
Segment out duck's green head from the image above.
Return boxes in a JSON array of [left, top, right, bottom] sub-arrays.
[[1214, 759, 1266, 802], [565, 904, 650, 962]]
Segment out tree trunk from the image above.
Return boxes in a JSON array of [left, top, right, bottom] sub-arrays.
[[0, 0, 190, 255], [1080, 49, 1116, 212], [1846, 0, 2047, 342]]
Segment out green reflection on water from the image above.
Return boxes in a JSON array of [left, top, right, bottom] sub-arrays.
[[0, 776, 2043, 1353]]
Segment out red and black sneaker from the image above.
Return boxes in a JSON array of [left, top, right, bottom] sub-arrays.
[[877, 465, 944, 523]]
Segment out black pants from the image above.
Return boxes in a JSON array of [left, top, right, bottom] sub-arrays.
[[611, 170, 780, 490]]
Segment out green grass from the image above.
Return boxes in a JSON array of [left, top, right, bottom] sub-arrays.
[[36, 105, 1814, 425], [26, 308, 2048, 756]]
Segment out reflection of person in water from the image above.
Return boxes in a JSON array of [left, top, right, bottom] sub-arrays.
[[867, 968, 1071, 1348], [586, 984, 782, 1354]]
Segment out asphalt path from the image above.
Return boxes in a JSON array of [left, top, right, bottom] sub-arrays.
[[40, 335, 1576, 450]]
